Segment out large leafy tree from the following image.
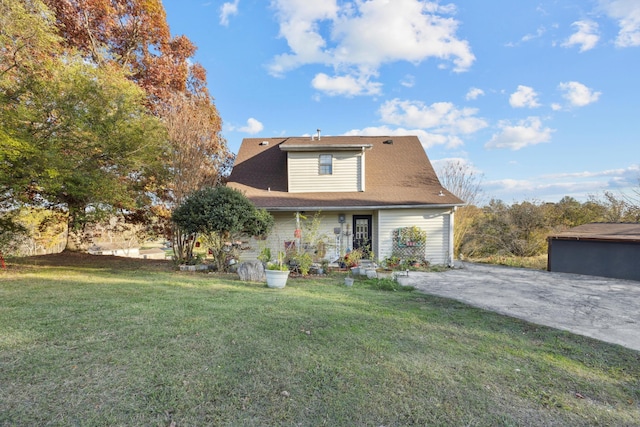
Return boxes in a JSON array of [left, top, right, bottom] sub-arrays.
[[43, 0, 234, 252], [1, 0, 168, 251], [2, 0, 234, 254]]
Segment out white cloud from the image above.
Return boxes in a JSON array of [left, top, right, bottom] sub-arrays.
[[521, 26, 547, 43], [465, 87, 485, 100], [343, 126, 463, 149], [509, 85, 541, 108], [485, 178, 609, 202], [562, 20, 600, 52], [267, 0, 474, 96], [558, 81, 601, 107], [505, 26, 546, 47], [485, 117, 554, 150], [485, 164, 640, 202], [346, 99, 487, 148], [311, 72, 382, 97], [599, 0, 640, 47], [220, 0, 240, 26], [544, 164, 640, 181], [400, 75, 415, 88], [379, 99, 488, 136], [237, 118, 264, 134]]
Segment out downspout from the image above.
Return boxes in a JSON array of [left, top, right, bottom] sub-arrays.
[[448, 207, 456, 267], [360, 147, 365, 192]]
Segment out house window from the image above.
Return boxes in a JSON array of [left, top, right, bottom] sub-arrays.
[[319, 154, 332, 175]]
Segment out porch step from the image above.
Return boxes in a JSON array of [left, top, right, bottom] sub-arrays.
[[359, 260, 377, 269]]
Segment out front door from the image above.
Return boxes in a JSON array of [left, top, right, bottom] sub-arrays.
[[352, 215, 372, 257]]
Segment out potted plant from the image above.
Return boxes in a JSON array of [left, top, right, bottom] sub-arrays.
[[292, 251, 313, 276], [257, 246, 271, 266], [344, 247, 364, 274], [344, 269, 354, 287], [399, 226, 427, 247], [383, 255, 401, 270], [265, 251, 290, 288], [317, 259, 329, 275]]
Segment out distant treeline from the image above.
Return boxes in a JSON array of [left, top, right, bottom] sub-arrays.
[[458, 193, 640, 259]]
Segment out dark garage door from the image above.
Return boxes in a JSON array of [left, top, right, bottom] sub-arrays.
[[548, 239, 640, 281]]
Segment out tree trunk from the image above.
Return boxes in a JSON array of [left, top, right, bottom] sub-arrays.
[[172, 226, 195, 264], [64, 203, 89, 252]]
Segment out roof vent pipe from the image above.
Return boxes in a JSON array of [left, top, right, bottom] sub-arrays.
[[317, 129, 321, 140]]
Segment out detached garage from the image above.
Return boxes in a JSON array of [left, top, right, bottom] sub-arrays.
[[547, 223, 640, 281]]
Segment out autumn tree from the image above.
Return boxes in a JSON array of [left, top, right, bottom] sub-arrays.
[[43, 0, 209, 110], [0, 211, 27, 256], [15, 207, 66, 255], [626, 181, 640, 221], [545, 196, 608, 230], [1, 0, 59, 199], [157, 91, 234, 261], [0, 0, 55, 254], [1, 0, 168, 251], [435, 160, 484, 258], [592, 190, 640, 223], [462, 200, 548, 258], [42, 0, 234, 254]]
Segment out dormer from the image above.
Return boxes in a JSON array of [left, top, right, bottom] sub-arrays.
[[279, 138, 373, 193]]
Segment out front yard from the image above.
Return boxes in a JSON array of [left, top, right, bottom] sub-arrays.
[[1, 254, 638, 426]]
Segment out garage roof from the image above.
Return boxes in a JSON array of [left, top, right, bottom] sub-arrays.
[[549, 223, 640, 243]]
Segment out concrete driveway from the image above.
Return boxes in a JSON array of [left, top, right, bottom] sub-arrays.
[[398, 262, 640, 352]]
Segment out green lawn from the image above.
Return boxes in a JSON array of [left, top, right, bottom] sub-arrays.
[[1, 255, 639, 426]]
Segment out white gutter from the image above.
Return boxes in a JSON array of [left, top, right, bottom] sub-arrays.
[[279, 144, 373, 152], [261, 204, 464, 211]]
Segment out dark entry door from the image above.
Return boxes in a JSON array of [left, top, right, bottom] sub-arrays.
[[352, 215, 372, 256]]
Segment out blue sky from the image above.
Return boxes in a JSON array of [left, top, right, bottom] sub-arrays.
[[163, 0, 640, 203]]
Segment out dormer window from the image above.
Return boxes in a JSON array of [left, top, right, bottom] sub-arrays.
[[319, 154, 333, 175]]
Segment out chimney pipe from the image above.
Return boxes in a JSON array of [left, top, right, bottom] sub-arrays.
[[317, 129, 321, 140]]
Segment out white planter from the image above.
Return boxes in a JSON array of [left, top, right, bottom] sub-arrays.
[[344, 277, 354, 287], [265, 269, 290, 288], [366, 269, 377, 279]]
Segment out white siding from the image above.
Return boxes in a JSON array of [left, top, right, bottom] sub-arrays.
[[239, 208, 453, 266], [239, 211, 344, 262], [378, 209, 451, 265], [287, 152, 362, 193]]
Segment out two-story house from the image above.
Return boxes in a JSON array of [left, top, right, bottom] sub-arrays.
[[227, 135, 463, 266]]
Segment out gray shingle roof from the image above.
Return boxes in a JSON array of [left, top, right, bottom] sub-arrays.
[[549, 223, 640, 242]]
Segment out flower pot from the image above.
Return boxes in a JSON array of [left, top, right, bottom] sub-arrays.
[[344, 277, 354, 287], [366, 269, 377, 279], [265, 269, 289, 288]]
